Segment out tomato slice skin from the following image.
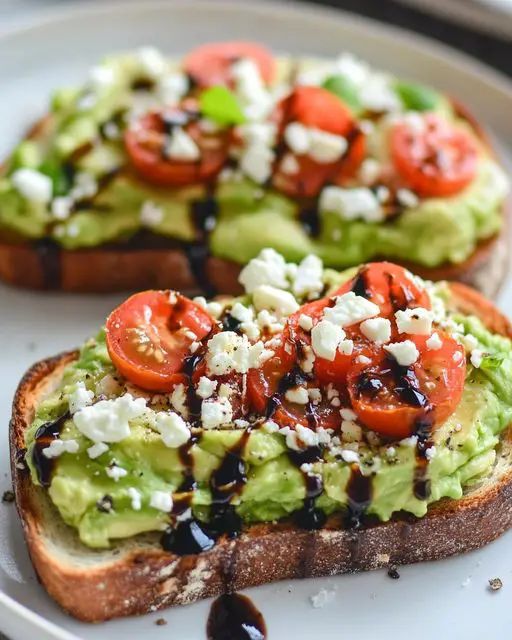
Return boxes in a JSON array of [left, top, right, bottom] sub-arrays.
[[183, 41, 276, 88], [125, 107, 229, 187], [106, 291, 213, 392], [272, 86, 366, 198], [333, 262, 431, 320], [347, 332, 466, 439], [390, 113, 478, 197]]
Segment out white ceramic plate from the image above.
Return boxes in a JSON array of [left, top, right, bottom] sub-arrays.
[[1, 2, 512, 638]]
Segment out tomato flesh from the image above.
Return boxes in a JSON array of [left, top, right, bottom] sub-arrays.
[[106, 291, 213, 392], [183, 41, 276, 88], [125, 106, 229, 187], [390, 113, 478, 197]]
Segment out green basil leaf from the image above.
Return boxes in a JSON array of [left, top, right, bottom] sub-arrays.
[[322, 75, 362, 113], [199, 86, 246, 126], [394, 81, 440, 112]]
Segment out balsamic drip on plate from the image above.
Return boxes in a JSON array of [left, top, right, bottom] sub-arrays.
[[32, 412, 70, 487], [206, 592, 267, 640]]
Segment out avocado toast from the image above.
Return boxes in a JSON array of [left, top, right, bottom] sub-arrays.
[[0, 43, 509, 295], [10, 250, 512, 621]]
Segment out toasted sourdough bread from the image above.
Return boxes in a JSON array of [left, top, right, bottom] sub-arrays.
[[9, 282, 512, 622], [0, 100, 509, 298]]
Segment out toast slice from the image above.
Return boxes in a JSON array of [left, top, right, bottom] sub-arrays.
[[9, 282, 512, 622]]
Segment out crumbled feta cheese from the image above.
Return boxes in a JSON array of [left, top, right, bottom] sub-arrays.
[[42, 438, 79, 459], [11, 168, 52, 203], [74, 394, 147, 443], [395, 307, 433, 336], [453, 351, 463, 363], [263, 420, 279, 433], [399, 111, 427, 134], [296, 424, 320, 448], [71, 171, 98, 200], [285, 386, 309, 405], [396, 188, 419, 209], [230, 302, 254, 324], [127, 487, 142, 511], [165, 127, 201, 161], [470, 349, 484, 368], [234, 419, 250, 428], [257, 309, 284, 334], [206, 332, 273, 375], [51, 196, 73, 220], [201, 397, 233, 429], [338, 339, 354, 355], [218, 383, 233, 398], [140, 200, 164, 227], [280, 153, 300, 175], [207, 301, 223, 319], [308, 388, 322, 404], [360, 317, 391, 343], [358, 158, 381, 185], [426, 332, 442, 350], [425, 446, 436, 460], [196, 376, 218, 399], [341, 450, 360, 463], [462, 333, 479, 351], [68, 381, 94, 415], [252, 285, 299, 317], [239, 143, 275, 184], [154, 411, 190, 448], [237, 122, 277, 147], [88, 64, 115, 89], [239, 248, 289, 293], [284, 122, 347, 163], [340, 408, 357, 421], [158, 72, 189, 104], [341, 420, 362, 442], [324, 291, 380, 327], [87, 442, 109, 459], [299, 344, 316, 374], [319, 186, 383, 223], [284, 122, 310, 154], [137, 46, 167, 78], [298, 315, 314, 333], [311, 320, 345, 360], [106, 464, 128, 481], [292, 255, 324, 299], [386, 447, 396, 458], [170, 383, 188, 418], [310, 587, 337, 609], [231, 58, 273, 122], [384, 340, 419, 366], [149, 490, 173, 512]]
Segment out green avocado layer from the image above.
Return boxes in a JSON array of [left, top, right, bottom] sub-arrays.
[[24, 285, 512, 549], [0, 51, 508, 269]]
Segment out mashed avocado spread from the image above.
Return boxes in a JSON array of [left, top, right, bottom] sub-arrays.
[[25, 254, 512, 549], [0, 47, 508, 270]]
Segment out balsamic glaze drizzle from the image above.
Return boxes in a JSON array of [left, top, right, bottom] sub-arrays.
[[206, 592, 267, 640], [34, 239, 62, 290], [32, 412, 70, 487], [351, 267, 370, 299], [346, 465, 373, 529]]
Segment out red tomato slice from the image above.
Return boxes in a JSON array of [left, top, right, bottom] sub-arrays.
[[125, 105, 229, 187], [105, 291, 213, 392], [347, 332, 466, 439], [390, 113, 478, 197], [334, 262, 431, 319], [183, 41, 276, 88], [272, 86, 366, 198]]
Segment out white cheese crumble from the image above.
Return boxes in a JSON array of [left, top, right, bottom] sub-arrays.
[[154, 412, 190, 448], [299, 314, 314, 332], [206, 332, 273, 376], [150, 490, 173, 512], [341, 420, 362, 442], [74, 393, 147, 443], [140, 201, 164, 227], [340, 407, 357, 421], [284, 122, 347, 163], [341, 450, 360, 463], [87, 442, 109, 460], [384, 340, 419, 367], [196, 376, 218, 399], [310, 588, 337, 609], [137, 46, 167, 79], [396, 188, 419, 209], [426, 332, 442, 350], [106, 464, 128, 481], [11, 168, 52, 203], [285, 386, 309, 405], [68, 382, 94, 415], [239, 248, 289, 293], [470, 349, 484, 368], [358, 158, 381, 185], [292, 255, 324, 299], [201, 397, 233, 429], [230, 302, 254, 324], [319, 186, 384, 223], [338, 339, 354, 355], [127, 487, 142, 511], [165, 127, 201, 161], [252, 285, 299, 317], [42, 438, 79, 459], [311, 320, 345, 361], [360, 317, 391, 344], [158, 72, 189, 104], [280, 153, 300, 175], [324, 291, 380, 327], [51, 196, 73, 220], [231, 58, 273, 122], [170, 383, 188, 418], [239, 143, 275, 184], [395, 307, 433, 336]]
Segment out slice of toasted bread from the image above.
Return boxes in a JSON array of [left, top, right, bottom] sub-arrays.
[[9, 283, 512, 622], [0, 97, 509, 297]]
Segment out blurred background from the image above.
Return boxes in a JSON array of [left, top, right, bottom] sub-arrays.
[[0, 0, 511, 76]]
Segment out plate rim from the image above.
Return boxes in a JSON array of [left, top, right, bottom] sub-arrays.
[[0, 1, 511, 638]]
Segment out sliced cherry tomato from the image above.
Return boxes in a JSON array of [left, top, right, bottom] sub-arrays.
[[183, 41, 276, 88], [347, 332, 466, 439], [125, 104, 229, 186], [105, 291, 213, 392], [272, 86, 366, 198], [334, 262, 431, 319], [390, 113, 478, 197]]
